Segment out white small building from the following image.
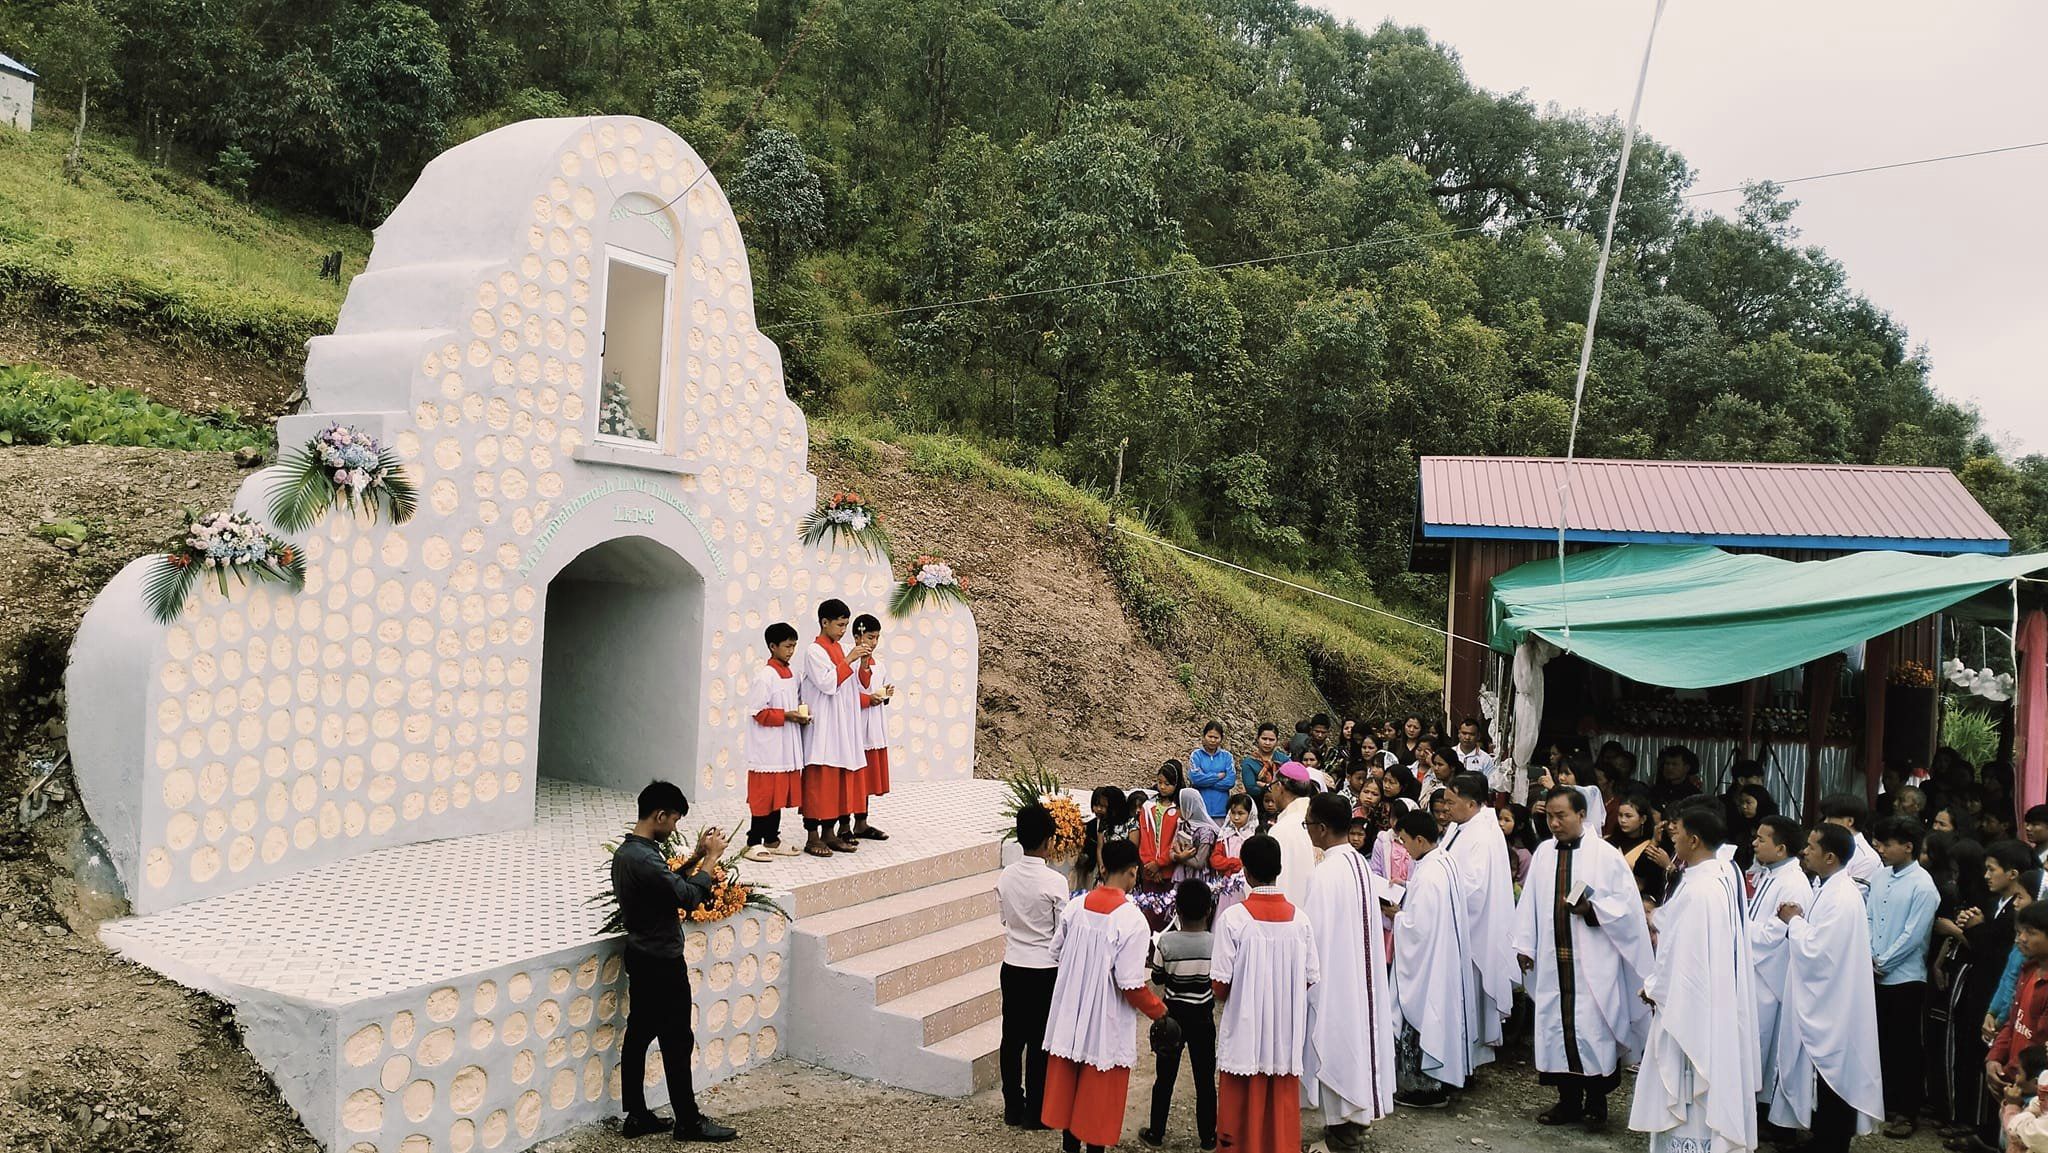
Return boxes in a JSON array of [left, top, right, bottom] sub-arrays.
[[0, 53, 33, 132]]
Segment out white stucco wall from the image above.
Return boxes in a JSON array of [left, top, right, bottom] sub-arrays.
[[67, 117, 980, 915], [0, 73, 30, 132]]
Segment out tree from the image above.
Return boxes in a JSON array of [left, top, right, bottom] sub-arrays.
[[27, 0, 121, 178], [731, 126, 825, 271]]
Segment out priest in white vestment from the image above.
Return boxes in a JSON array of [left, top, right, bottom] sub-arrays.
[[1439, 771, 1519, 1065], [1629, 805, 1760, 1153], [1768, 825, 1884, 1153], [1213, 834, 1319, 1153], [1388, 808, 1475, 1107], [1514, 786, 1652, 1130], [1268, 762, 1319, 908], [1301, 794, 1396, 1150], [1041, 839, 1168, 1153], [1745, 815, 1812, 1130]]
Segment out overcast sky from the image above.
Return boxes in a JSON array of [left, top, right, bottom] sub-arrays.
[[1321, 0, 2048, 456]]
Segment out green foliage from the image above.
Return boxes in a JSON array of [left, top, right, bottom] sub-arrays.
[[32, 518, 91, 546], [731, 127, 825, 271], [0, 117, 359, 361], [0, 362, 270, 450], [1941, 694, 2002, 770]]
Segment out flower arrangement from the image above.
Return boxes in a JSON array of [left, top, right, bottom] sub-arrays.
[[1000, 765, 1087, 862], [1888, 659, 1935, 689], [598, 372, 653, 441], [268, 424, 419, 533], [799, 490, 892, 560], [889, 554, 968, 617], [143, 510, 306, 623], [591, 828, 785, 934]]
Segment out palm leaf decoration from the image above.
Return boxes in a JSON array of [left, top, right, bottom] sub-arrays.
[[799, 491, 892, 560], [269, 424, 420, 533], [144, 510, 306, 623], [889, 554, 968, 617]]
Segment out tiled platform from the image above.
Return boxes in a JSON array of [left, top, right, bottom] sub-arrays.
[[98, 776, 1019, 1153]]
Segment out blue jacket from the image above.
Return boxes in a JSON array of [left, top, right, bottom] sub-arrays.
[[1187, 747, 1236, 817]]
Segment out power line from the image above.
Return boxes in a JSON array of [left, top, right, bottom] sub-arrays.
[[1682, 139, 2048, 200], [758, 133, 2048, 334], [1107, 523, 1491, 650]]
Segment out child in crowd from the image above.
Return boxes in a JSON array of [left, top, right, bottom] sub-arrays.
[[2008, 1064, 2048, 1153], [1989, 903, 2048, 1148], [1135, 764, 1189, 930], [741, 623, 806, 861], [1497, 804, 1533, 893], [1347, 816, 1372, 856], [1210, 794, 1255, 916], [1141, 880, 1218, 1150], [2003, 1047, 2048, 1153]]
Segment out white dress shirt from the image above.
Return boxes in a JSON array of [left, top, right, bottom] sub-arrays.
[[996, 855, 1070, 968]]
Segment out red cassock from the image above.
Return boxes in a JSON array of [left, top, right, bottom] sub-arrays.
[[857, 658, 891, 801], [1040, 888, 1166, 1147], [1214, 890, 1304, 1153]]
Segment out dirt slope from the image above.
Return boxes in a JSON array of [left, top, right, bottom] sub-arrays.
[[812, 437, 1203, 787]]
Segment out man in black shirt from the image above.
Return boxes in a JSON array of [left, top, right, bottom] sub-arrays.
[[613, 780, 739, 1142]]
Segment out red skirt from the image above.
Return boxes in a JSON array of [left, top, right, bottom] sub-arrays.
[[1041, 1055, 1130, 1147], [746, 770, 801, 817], [862, 747, 891, 799], [800, 765, 856, 822], [1218, 1072, 1300, 1153]]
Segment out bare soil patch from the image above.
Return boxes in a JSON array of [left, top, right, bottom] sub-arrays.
[[0, 307, 303, 420]]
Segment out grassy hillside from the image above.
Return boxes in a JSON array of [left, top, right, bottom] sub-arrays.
[[0, 113, 361, 364]]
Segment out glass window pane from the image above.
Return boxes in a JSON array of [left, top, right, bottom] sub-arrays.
[[599, 258, 666, 442]]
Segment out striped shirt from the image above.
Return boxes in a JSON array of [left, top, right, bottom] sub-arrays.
[[1150, 928, 1215, 1006]]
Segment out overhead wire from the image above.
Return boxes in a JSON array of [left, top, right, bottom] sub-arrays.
[[1105, 522, 1497, 650]]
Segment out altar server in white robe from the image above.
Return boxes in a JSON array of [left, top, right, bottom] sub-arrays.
[[1212, 833, 1318, 1153], [1301, 793, 1396, 1149], [1745, 815, 1812, 1128], [1440, 771, 1519, 1064], [1515, 785, 1653, 1131], [1629, 805, 1760, 1153], [1388, 808, 1476, 1107], [1041, 838, 1168, 1153], [1268, 762, 1320, 908], [797, 598, 870, 857], [1768, 824, 1884, 1153]]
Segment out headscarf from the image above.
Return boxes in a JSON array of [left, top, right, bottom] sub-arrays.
[[1177, 787, 1221, 833]]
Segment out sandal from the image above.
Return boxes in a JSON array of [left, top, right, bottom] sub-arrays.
[[830, 838, 860, 853], [740, 845, 773, 863], [855, 826, 890, 841], [804, 842, 834, 859]]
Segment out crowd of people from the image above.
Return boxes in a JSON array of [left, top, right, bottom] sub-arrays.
[[991, 712, 2048, 1153], [609, 609, 2045, 1153]]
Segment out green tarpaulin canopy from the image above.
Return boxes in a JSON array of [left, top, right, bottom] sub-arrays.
[[1488, 544, 2048, 689]]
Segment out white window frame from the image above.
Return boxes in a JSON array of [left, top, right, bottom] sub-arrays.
[[594, 245, 675, 451]]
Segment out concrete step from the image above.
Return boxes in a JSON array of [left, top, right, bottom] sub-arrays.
[[925, 1014, 1003, 1093], [879, 964, 1003, 1046], [796, 872, 999, 963], [786, 841, 1001, 918], [833, 914, 1006, 1004]]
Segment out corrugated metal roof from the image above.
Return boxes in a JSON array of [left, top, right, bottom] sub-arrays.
[[1418, 456, 2011, 554], [0, 53, 36, 81]]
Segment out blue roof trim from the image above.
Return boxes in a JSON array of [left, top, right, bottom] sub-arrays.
[[0, 53, 36, 81], [1419, 521, 2011, 555]]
